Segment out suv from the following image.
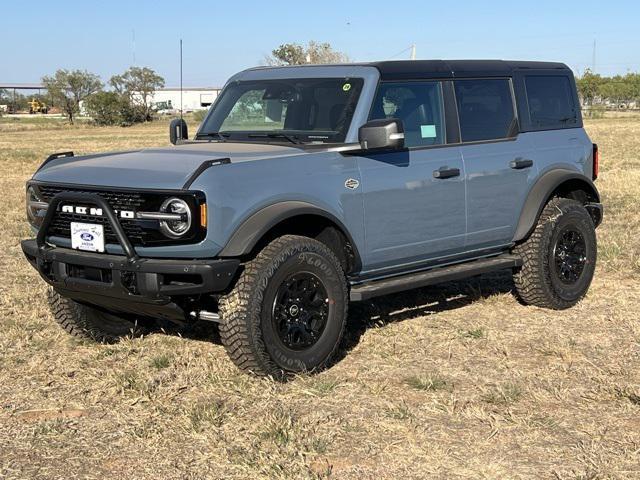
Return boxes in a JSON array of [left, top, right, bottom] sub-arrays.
[[22, 60, 602, 377]]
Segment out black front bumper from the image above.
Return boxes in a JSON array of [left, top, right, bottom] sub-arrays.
[[22, 239, 239, 320], [22, 190, 239, 322]]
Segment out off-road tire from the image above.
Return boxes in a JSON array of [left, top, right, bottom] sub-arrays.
[[218, 235, 348, 378], [513, 197, 597, 309], [48, 288, 144, 343]]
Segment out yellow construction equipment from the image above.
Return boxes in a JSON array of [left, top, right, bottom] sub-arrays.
[[28, 99, 48, 114]]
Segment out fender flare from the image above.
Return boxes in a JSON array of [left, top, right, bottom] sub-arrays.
[[513, 169, 600, 242], [218, 201, 362, 270]]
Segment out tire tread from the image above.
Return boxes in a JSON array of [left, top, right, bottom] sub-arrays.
[[218, 235, 347, 377]]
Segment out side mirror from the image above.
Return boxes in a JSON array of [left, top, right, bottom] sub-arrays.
[[169, 118, 188, 145], [358, 118, 404, 151]]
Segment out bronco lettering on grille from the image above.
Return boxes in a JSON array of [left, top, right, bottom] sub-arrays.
[[61, 205, 135, 219]]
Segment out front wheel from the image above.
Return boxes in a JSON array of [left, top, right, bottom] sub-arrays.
[[48, 288, 145, 342], [513, 197, 597, 309], [218, 235, 348, 378]]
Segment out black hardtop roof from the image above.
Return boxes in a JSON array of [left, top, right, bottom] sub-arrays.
[[365, 59, 571, 80], [243, 59, 572, 80]]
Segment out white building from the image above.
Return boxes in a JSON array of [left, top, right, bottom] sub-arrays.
[[149, 87, 221, 113]]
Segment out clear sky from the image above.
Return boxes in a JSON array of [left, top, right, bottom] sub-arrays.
[[2, 0, 638, 87]]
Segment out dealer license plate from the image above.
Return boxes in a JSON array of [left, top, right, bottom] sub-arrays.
[[70, 222, 105, 253]]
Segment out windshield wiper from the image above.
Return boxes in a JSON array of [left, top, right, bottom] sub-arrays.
[[247, 133, 302, 145], [196, 132, 229, 142], [559, 116, 577, 124]]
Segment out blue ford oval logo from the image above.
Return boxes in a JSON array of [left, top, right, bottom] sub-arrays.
[[80, 232, 94, 241]]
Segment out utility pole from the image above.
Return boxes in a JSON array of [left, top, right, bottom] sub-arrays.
[[592, 39, 596, 73], [132, 29, 136, 66], [180, 38, 183, 120], [410, 44, 416, 60]]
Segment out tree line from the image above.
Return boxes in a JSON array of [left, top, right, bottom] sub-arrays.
[[576, 70, 640, 108], [46, 67, 165, 124], [0, 67, 165, 125]]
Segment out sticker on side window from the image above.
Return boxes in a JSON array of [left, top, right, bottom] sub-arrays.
[[420, 125, 437, 138]]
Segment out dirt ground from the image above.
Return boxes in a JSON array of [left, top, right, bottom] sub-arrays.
[[0, 117, 638, 480]]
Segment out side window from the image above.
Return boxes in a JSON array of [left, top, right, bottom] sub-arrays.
[[454, 79, 516, 142], [525, 75, 577, 129], [369, 81, 445, 147]]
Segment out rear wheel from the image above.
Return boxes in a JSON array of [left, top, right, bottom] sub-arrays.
[[219, 235, 348, 378], [513, 197, 597, 309], [48, 288, 144, 343]]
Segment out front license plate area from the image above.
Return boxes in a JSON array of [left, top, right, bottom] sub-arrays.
[[70, 222, 105, 252]]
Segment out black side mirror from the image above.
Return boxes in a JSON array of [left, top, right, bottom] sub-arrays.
[[169, 118, 188, 145], [358, 118, 404, 151]]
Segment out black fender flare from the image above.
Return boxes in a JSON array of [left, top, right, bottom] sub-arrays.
[[513, 169, 600, 242], [218, 201, 362, 270]]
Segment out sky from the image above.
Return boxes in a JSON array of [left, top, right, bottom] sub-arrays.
[[2, 0, 639, 88]]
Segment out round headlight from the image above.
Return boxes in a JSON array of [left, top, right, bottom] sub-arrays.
[[26, 186, 47, 227], [159, 198, 191, 238]]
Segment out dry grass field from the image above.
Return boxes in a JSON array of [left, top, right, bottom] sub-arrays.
[[0, 116, 639, 480]]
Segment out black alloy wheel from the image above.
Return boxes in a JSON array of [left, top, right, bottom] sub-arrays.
[[553, 227, 588, 285], [271, 272, 329, 351]]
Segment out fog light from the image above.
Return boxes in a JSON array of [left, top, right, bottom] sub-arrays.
[[159, 198, 191, 238]]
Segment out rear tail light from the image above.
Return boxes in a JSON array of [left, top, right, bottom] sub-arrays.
[[592, 143, 599, 180]]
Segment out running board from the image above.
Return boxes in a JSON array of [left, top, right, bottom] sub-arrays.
[[349, 254, 522, 301]]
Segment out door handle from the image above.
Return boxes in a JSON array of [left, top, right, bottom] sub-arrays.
[[433, 167, 460, 179], [510, 158, 533, 169]]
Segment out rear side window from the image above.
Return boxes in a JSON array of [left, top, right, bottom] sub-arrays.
[[524, 75, 577, 129], [454, 79, 516, 142], [369, 81, 446, 147]]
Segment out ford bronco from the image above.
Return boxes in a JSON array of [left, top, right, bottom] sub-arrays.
[[22, 60, 603, 377]]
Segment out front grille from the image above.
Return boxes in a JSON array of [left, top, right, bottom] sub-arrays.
[[35, 184, 205, 247], [49, 211, 146, 245], [39, 185, 146, 212]]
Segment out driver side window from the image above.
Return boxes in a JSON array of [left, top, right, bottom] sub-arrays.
[[369, 81, 446, 147]]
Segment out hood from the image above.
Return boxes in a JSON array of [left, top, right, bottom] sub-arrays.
[[33, 142, 303, 190]]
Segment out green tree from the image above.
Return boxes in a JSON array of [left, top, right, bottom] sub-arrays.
[[110, 67, 165, 120], [601, 75, 635, 106], [42, 69, 103, 123], [623, 73, 640, 103], [266, 41, 349, 66], [0, 89, 7, 115], [576, 69, 603, 106], [85, 91, 154, 127], [84, 91, 126, 126]]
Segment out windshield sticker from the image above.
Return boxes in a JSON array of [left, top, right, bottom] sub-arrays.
[[342, 83, 352, 92], [420, 124, 437, 138]]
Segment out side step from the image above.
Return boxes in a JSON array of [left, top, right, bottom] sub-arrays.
[[349, 254, 522, 301]]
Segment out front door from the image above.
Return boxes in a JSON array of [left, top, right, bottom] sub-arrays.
[[356, 80, 466, 274]]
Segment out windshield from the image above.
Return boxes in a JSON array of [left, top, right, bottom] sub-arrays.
[[198, 77, 364, 144]]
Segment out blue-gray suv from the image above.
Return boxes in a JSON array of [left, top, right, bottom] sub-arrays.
[[22, 60, 603, 377]]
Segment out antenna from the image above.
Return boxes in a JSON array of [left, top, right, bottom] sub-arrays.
[[180, 38, 183, 120]]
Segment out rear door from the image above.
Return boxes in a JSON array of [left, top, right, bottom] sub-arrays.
[[454, 78, 538, 250], [356, 80, 466, 274], [515, 72, 588, 177]]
